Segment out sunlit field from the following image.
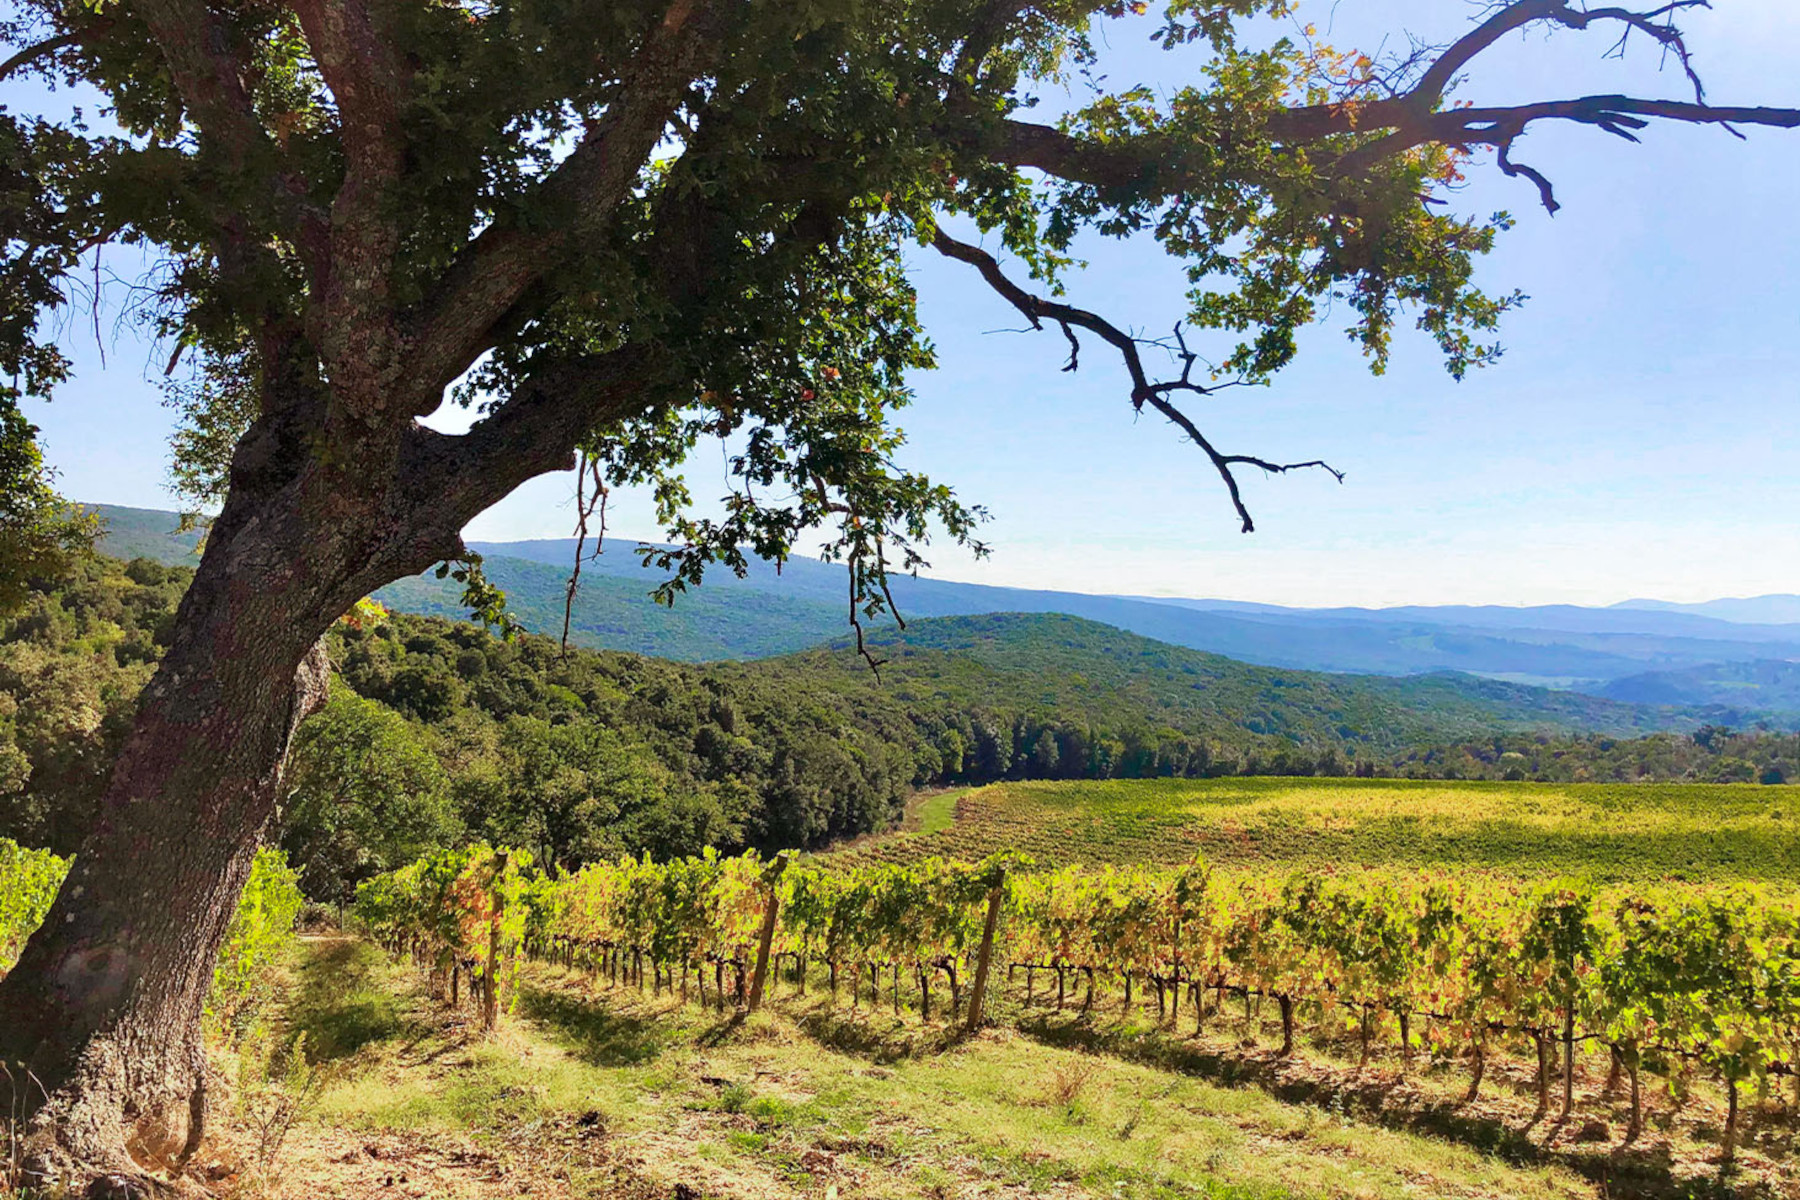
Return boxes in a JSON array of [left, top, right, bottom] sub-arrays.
[[835, 777, 1800, 884]]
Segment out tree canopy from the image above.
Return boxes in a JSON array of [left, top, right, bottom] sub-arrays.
[[6, 0, 1794, 622]]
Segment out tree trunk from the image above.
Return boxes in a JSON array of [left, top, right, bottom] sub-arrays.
[[1561, 1006, 1575, 1119], [963, 885, 1003, 1034], [746, 882, 781, 1012], [1723, 1076, 1738, 1164], [1626, 1052, 1642, 1142], [483, 913, 501, 1032], [0, 555, 333, 1185], [0, 417, 506, 1187]]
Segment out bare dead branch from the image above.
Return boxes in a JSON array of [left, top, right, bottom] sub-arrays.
[[561, 452, 608, 657], [848, 564, 887, 677], [1495, 125, 1561, 214], [930, 226, 1341, 533]]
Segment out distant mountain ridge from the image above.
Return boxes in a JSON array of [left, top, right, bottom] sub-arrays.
[[87, 503, 1800, 713], [1599, 659, 1800, 712], [1614, 595, 1800, 625], [1123, 595, 1800, 642]]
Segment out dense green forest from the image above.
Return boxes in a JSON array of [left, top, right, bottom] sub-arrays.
[[3, 555, 1795, 906]]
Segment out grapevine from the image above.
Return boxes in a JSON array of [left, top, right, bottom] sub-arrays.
[[355, 844, 1798, 1157], [2, 839, 304, 1024]]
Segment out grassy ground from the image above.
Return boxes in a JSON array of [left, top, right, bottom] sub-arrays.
[[833, 778, 1800, 884], [247, 938, 1643, 1200], [218, 779, 1796, 1199], [914, 790, 961, 836]]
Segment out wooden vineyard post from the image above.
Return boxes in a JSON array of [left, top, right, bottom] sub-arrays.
[[1561, 1005, 1576, 1119], [482, 851, 507, 1033], [964, 874, 1006, 1035], [483, 913, 501, 1031], [747, 855, 789, 1012]]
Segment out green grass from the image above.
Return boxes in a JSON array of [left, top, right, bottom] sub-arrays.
[[915, 789, 962, 835], [284, 935, 410, 1059], [836, 777, 1800, 884], [284, 940, 1609, 1200]]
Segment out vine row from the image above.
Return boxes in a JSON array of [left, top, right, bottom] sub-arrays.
[[353, 847, 1799, 1160]]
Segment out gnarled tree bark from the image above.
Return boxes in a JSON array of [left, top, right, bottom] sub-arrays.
[[0, 348, 651, 1191]]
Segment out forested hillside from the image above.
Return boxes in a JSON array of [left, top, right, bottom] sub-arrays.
[[93, 504, 1800, 690], [752, 613, 1704, 751], [1599, 659, 1800, 711], [4, 555, 1796, 905]]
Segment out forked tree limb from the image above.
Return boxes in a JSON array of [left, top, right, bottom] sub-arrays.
[[290, 0, 411, 405], [398, 0, 718, 412], [982, 0, 1799, 209], [930, 226, 1342, 533], [1411, 0, 1712, 111]]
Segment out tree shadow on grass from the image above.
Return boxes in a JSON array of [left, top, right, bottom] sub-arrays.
[[790, 1004, 968, 1065], [515, 982, 669, 1067], [284, 937, 413, 1061], [1018, 1014, 1764, 1200]]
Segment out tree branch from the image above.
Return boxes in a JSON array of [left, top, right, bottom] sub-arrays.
[[929, 226, 1341, 533], [291, 0, 410, 409], [399, 0, 718, 414], [405, 346, 661, 544], [131, 0, 273, 169], [129, 0, 328, 394], [0, 30, 85, 82], [951, 0, 1033, 91], [978, 0, 1796, 201]]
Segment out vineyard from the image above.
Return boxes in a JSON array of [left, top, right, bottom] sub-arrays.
[[0, 839, 66, 975], [354, 841, 1800, 1169], [0, 838, 304, 1021], [836, 777, 1800, 881]]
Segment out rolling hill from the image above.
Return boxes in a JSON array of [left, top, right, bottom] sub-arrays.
[[1599, 659, 1800, 712], [88, 503, 1800, 701], [729, 612, 1722, 751]]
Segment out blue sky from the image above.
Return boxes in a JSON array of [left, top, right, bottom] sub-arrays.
[[12, 2, 1800, 607]]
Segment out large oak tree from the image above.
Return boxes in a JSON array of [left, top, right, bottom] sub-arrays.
[[0, 0, 1795, 1189]]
